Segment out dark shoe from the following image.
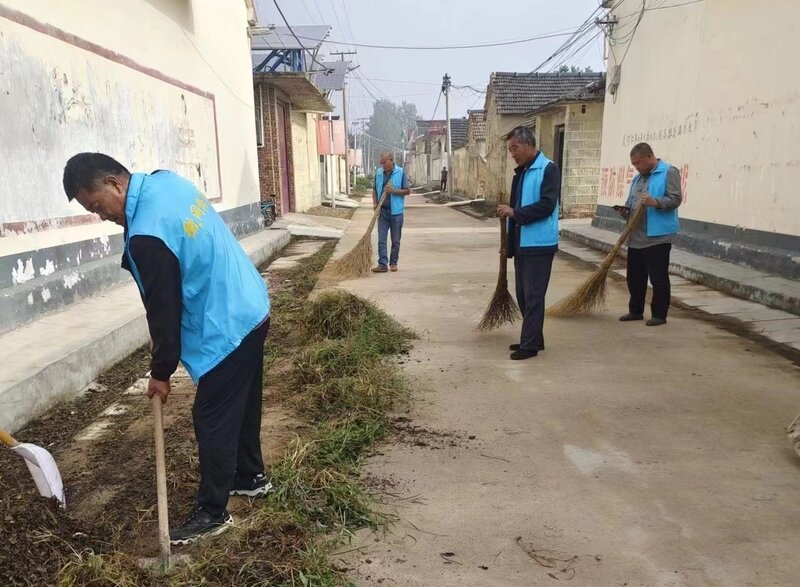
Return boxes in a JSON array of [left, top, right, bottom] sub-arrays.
[[619, 313, 644, 322], [390, 264, 398, 272], [510, 349, 538, 360], [170, 507, 233, 545], [230, 472, 273, 497], [510, 344, 544, 351], [371, 265, 388, 273], [646, 318, 667, 326]]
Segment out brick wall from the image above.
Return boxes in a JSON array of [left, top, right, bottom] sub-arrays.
[[255, 82, 295, 217], [561, 102, 603, 218]]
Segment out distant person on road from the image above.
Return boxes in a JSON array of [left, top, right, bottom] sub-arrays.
[[497, 126, 560, 360], [616, 142, 682, 326], [372, 151, 411, 273], [63, 153, 272, 546], [440, 166, 448, 192]]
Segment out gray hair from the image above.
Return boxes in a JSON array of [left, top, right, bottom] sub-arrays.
[[630, 142, 654, 158], [505, 126, 536, 147], [379, 151, 394, 161]]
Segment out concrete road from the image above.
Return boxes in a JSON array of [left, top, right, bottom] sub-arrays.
[[338, 197, 800, 587]]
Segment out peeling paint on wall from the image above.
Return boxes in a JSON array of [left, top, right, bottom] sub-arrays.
[[63, 272, 80, 289], [11, 258, 35, 284], [39, 259, 56, 277], [0, 20, 219, 230]]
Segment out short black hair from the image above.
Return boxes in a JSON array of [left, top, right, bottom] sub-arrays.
[[506, 126, 536, 147], [63, 153, 130, 201], [630, 143, 654, 158]]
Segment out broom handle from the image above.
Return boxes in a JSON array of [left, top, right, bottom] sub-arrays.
[[374, 192, 388, 213], [0, 429, 18, 447], [152, 396, 171, 563], [498, 217, 509, 275], [499, 217, 508, 256], [606, 204, 646, 261], [361, 192, 390, 235]]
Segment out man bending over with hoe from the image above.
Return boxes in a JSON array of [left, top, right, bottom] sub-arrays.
[[63, 153, 271, 545]]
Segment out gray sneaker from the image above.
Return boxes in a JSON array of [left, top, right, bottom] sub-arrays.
[[230, 472, 273, 497], [170, 507, 233, 545]]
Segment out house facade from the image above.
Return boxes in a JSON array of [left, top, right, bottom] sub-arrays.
[[0, 0, 262, 336], [597, 0, 799, 279], [406, 119, 447, 187], [251, 26, 334, 215], [452, 109, 487, 199], [482, 71, 605, 212]]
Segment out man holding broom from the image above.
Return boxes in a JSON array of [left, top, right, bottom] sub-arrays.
[[497, 127, 561, 360], [372, 151, 411, 273], [617, 143, 682, 326], [63, 153, 272, 545]]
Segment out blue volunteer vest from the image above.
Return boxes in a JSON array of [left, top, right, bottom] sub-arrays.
[[374, 165, 406, 215], [514, 153, 559, 248], [627, 160, 680, 237], [124, 171, 270, 383]]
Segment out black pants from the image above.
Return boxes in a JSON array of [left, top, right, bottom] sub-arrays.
[[627, 244, 671, 319], [514, 254, 555, 352], [194, 318, 269, 517], [440, 178, 447, 191]]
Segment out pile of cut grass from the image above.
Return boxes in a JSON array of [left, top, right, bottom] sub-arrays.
[[268, 290, 416, 539], [55, 251, 416, 586]]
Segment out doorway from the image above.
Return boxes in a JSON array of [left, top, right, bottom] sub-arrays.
[[554, 124, 566, 173]]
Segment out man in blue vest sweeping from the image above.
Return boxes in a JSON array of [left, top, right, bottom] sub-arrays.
[[63, 153, 271, 545], [372, 151, 410, 273], [497, 127, 560, 360], [617, 143, 682, 326]]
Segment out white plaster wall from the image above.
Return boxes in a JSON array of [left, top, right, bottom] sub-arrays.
[[0, 0, 259, 254], [600, 0, 800, 236]]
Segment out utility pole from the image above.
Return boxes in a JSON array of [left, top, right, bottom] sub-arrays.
[[327, 114, 336, 209], [442, 73, 453, 198], [352, 118, 369, 184], [331, 50, 357, 198]]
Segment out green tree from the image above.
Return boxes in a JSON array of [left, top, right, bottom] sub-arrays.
[[558, 65, 594, 73], [365, 99, 419, 170]]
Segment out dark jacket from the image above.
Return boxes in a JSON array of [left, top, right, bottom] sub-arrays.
[[507, 151, 561, 257]]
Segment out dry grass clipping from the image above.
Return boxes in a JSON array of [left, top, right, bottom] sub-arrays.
[[325, 193, 388, 280], [547, 204, 646, 317], [787, 411, 800, 457], [477, 218, 520, 332]]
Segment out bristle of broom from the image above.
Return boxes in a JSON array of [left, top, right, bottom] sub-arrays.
[[547, 204, 646, 317], [324, 194, 387, 280], [477, 277, 520, 333], [477, 217, 520, 332]]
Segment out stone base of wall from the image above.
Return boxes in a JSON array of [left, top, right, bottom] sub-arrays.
[[594, 205, 800, 280], [561, 204, 596, 219], [0, 202, 264, 336]]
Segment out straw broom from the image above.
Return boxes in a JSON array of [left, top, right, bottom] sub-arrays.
[[477, 217, 520, 332], [547, 204, 646, 317], [326, 192, 388, 280]]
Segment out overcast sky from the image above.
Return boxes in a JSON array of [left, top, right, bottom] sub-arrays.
[[255, 0, 606, 123]]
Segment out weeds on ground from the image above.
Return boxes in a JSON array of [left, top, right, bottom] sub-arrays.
[[55, 247, 416, 586], [268, 290, 416, 549]]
